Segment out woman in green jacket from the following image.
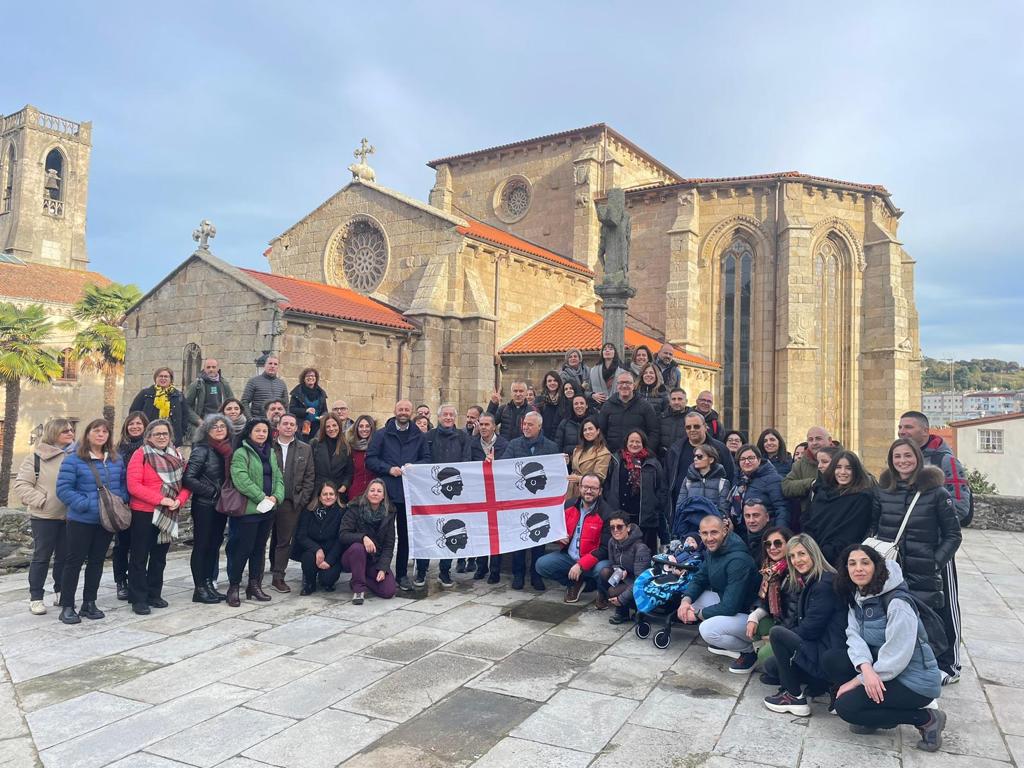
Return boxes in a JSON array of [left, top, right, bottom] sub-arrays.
[[227, 418, 284, 607]]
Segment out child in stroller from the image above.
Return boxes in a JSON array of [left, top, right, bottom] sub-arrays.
[[632, 544, 703, 648]]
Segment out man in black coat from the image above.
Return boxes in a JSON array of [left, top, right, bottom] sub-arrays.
[[486, 381, 533, 442], [129, 367, 193, 447], [498, 412, 561, 590], [658, 387, 690, 463], [270, 415, 315, 593], [366, 400, 431, 591], [693, 390, 724, 442], [415, 405, 473, 588], [666, 411, 735, 515], [598, 372, 660, 454], [741, 499, 770, 560]]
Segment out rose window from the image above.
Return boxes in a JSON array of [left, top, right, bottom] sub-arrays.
[[342, 219, 388, 293]]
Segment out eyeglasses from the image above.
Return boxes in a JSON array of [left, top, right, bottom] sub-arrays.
[[739, 456, 759, 464], [581, 485, 601, 493], [609, 523, 627, 531], [684, 425, 704, 431], [61, 428, 76, 434], [765, 539, 786, 549], [150, 431, 170, 438]]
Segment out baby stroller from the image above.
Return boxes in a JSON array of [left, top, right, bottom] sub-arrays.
[[632, 548, 703, 649]]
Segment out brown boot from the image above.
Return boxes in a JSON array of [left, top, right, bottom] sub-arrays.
[[226, 584, 241, 607], [246, 578, 272, 602], [271, 575, 291, 593], [595, 594, 609, 610]]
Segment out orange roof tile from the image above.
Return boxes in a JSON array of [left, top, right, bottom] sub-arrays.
[[458, 219, 594, 277], [501, 305, 719, 369], [0, 262, 112, 305], [240, 269, 416, 332]]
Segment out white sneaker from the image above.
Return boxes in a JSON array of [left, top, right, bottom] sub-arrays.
[[29, 600, 47, 615], [707, 646, 741, 660]]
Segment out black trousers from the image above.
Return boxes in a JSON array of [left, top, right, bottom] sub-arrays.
[[61, 520, 112, 607], [128, 511, 169, 604], [190, 499, 227, 588], [415, 558, 452, 578], [111, 528, 131, 584], [394, 502, 410, 580], [29, 518, 66, 600], [490, 546, 544, 579], [938, 557, 962, 674], [226, 513, 274, 586], [299, 548, 342, 588], [821, 647, 931, 728], [764, 626, 829, 697]]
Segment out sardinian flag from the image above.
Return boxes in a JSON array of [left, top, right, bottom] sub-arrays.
[[402, 455, 569, 559]]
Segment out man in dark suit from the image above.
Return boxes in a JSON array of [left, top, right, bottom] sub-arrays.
[[270, 414, 315, 593]]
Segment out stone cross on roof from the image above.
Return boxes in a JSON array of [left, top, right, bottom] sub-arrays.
[[192, 219, 216, 251], [349, 138, 377, 182]]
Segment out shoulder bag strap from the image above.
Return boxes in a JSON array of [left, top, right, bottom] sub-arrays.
[[34, 453, 41, 482], [84, 458, 107, 489], [891, 491, 921, 547]]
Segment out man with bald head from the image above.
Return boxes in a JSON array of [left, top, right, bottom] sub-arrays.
[[366, 399, 431, 591], [782, 426, 834, 522], [185, 358, 236, 435]]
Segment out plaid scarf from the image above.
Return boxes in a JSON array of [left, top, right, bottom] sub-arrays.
[[758, 558, 789, 618], [143, 443, 186, 544]]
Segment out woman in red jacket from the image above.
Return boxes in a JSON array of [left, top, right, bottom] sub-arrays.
[[345, 415, 377, 501], [126, 418, 190, 615]]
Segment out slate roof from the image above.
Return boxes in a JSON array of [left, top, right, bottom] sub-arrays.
[[500, 304, 719, 369], [240, 269, 416, 331], [0, 262, 111, 304]]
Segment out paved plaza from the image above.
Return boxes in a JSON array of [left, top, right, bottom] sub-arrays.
[[0, 528, 1021, 768]]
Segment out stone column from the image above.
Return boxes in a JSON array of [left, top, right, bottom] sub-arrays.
[[595, 283, 636, 361], [665, 189, 702, 352]]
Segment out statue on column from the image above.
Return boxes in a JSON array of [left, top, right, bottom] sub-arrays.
[[596, 188, 631, 288]]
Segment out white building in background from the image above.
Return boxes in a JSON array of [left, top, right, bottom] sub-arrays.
[[951, 412, 1024, 496], [923, 391, 963, 425], [962, 391, 1023, 416]]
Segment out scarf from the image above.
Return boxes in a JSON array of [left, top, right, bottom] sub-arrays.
[[227, 414, 247, 436], [479, 433, 498, 455], [349, 435, 369, 451], [622, 447, 649, 492], [600, 355, 621, 383], [354, 498, 387, 528], [209, 437, 233, 458], [143, 443, 186, 544], [314, 502, 337, 523], [153, 385, 175, 419], [202, 371, 220, 383], [118, 435, 144, 465], [759, 558, 789, 619], [246, 439, 274, 496]]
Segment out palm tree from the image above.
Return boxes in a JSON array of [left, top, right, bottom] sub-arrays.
[[65, 282, 141, 426], [0, 303, 62, 505]]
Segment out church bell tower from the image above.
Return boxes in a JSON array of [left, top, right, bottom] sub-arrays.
[[0, 105, 92, 269]]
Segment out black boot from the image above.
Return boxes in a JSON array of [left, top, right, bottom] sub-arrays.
[[206, 579, 227, 601], [79, 601, 105, 620], [115, 581, 129, 601], [300, 581, 316, 596], [59, 605, 81, 624], [192, 584, 220, 604]]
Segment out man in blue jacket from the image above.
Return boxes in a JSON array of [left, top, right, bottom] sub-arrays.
[[366, 400, 430, 592], [676, 514, 760, 673]]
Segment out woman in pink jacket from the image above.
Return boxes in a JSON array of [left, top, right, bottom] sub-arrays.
[[126, 418, 190, 615]]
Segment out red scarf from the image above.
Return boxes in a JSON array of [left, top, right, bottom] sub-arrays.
[[759, 558, 789, 618], [622, 447, 650, 492]]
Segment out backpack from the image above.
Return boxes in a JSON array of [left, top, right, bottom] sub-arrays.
[[881, 589, 949, 661], [927, 451, 973, 527]]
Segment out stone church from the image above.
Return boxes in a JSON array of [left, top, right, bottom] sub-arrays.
[[126, 123, 920, 466]]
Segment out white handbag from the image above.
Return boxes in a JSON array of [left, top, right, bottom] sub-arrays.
[[862, 491, 921, 561]]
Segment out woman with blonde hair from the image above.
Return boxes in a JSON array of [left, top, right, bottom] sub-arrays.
[[760, 533, 847, 715], [14, 418, 75, 614]]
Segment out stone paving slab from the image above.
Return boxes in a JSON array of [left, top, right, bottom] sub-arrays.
[[0, 528, 1021, 767]]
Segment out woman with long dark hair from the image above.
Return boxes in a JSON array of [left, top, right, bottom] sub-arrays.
[[828, 545, 945, 751], [756, 428, 793, 476], [346, 415, 377, 501], [56, 419, 128, 624], [112, 411, 148, 600], [567, 416, 612, 500], [226, 418, 284, 606], [635, 363, 668, 414], [293, 482, 345, 595], [730, 444, 789, 529], [589, 342, 628, 408], [289, 367, 328, 442], [604, 429, 665, 552], [629, 345, 653, 378], [803, 450, 874, 566], [534, 370, 567, 440], [219, 398, 247, 444], [126, 419, 190, 615], [556, 395, 592, 457], [311, 413, 353, 501], [183, 414, 234, 603]]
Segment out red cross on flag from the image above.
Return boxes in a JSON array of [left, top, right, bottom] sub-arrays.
[[402, 455, 569, 559]]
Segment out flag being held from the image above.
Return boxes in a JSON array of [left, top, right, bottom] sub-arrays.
[[401, 455, 569, 559]]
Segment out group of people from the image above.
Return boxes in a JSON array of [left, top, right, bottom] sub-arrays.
[[16, 348, 971, 751]]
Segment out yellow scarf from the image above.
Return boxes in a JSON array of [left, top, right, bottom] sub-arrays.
[[153, 385, 174, 419]]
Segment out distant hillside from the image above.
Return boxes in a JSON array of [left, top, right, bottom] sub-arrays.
[[922, 357, 1024, 393]]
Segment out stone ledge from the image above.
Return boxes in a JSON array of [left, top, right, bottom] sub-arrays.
[[971, 495, 1024, 532]]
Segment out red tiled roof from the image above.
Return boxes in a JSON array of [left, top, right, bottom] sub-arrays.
[[500, 305, 719, 369], [457, 219, 594, 277], [628, 171, 889, 196], [0, 262, 111, 304], [240, 269, 416, 331]]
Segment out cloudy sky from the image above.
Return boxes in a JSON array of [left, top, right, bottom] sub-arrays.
[[7, 2, 1021, 361]]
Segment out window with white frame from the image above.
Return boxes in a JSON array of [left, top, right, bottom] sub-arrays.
[[977, 429, 1004, 453]]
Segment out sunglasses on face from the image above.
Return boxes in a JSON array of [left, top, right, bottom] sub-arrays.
[[693, 453, 707, 460], [610, 523, 626, 531], [61, 428, 76, 434], [765, 539, 785, 549]]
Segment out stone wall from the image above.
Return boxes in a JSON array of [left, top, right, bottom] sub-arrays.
[[970, 495, 1024, 532]]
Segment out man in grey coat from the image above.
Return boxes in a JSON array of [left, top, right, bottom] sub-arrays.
[[242, 355, 289, 419]]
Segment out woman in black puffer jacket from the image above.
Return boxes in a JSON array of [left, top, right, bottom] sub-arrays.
[[872, 438, 961, 612], [183, 414, 233, 604]]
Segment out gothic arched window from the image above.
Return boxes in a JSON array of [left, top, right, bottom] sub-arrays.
[[1, 145, 14, 214], [182, 343, 202, 385], [721, 238, 753, 431], [44, 149, 64, 202], [814, 235, 850, 439], [58, 347, 77, 381]]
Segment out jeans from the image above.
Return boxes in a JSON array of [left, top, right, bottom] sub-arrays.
[[342, 543, 397, 598], [190, 499, 227, 588], [764, 625, 828, 696], [29, 518, 66, 600], [61, 520, 112, 607], [692, 591, 753, 653], [226, 514, 274, 585], [269, 499, 300, 577], [534, 551, 611, 587], [128, 511, 169, 604]]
